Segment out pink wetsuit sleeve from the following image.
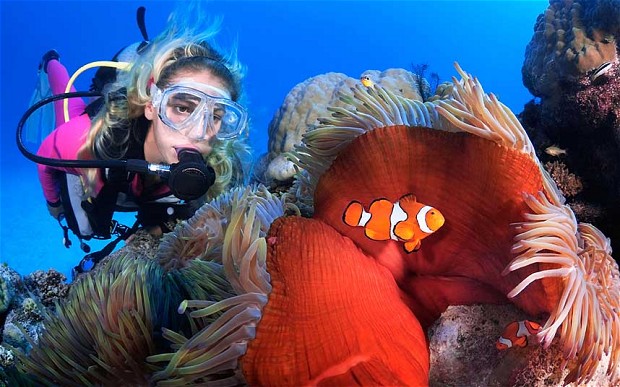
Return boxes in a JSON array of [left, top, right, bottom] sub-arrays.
[[46, 59, 87, 127], [36, 114, 95, 203]]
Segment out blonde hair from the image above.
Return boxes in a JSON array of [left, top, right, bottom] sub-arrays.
[[79, 7, 250, 199]]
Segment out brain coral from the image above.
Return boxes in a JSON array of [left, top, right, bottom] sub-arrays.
[[522, 0, 619, 98], [259, 68, 431, 183]]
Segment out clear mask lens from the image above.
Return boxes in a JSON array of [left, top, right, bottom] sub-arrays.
[[152, 84, 246, 140]]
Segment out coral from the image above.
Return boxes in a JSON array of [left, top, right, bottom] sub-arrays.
[[360, 68, 429, 101], [256, 68, 434, 185], [8, 184, 290, 386], [522, 0, 619, 99], [23, 269, 68, 307], [0, 277, 13, 315], [544, 160, 583, 197], [428, 304, 556, 386], [19, 298, 41, 322], [0, 346, 14, 369], [8, 63, 619, 386], [426, 304, 620, 386], [521, 55, 620, 254]]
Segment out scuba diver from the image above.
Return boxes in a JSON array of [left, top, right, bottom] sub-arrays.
[[17, 7, 252, 278]]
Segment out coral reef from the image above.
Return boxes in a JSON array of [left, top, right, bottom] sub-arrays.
[[544, 160, 583, 198], [5, 61, 619, 386], [0, 278, 12, 316], [428, 304, 618, 386], [428, 304, 566, 386], [521, 0, 620, 254], [522, 0, 619, 98]]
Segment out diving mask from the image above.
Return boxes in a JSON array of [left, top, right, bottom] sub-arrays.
[[150, 81, 247, 140]]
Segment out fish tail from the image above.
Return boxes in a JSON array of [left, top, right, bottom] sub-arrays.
[[524, 320, 542, 335], [343, 201, 365, 227]]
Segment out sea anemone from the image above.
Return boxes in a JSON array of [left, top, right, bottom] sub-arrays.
[[287, 62, 619, 383], [13, 254, 175, 386], [157, 185, 296, 271], [146, 185, 291, 385], [241, 216, 430, 385]]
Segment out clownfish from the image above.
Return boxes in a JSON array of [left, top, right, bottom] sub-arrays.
[[496, 320, 542, 350], [360, 75, 374, 87], [342, 194, 445, 253]]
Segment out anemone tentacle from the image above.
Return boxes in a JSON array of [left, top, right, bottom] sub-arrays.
[[157, 185, 291, 270], [148, 185, 286, 385], [508, 192, 619, 383]]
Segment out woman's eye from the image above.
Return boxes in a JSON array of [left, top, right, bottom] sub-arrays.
[[174, 105, 193, 114], [213, 108, 225, 122]]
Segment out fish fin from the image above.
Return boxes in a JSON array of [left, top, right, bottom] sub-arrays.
[[524, 320, 542, 334], [513, 337, 527, 348], [403, 240, 421, 253], [343, 201, 364, 227], [368, 198, 392, 213], [365, 227, 385, 241], [496, 337, 511, 350], [398, 193, 417, 203], [394, 222, 415, 240]]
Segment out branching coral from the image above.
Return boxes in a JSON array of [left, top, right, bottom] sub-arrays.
[[544, 161, 583, 198]]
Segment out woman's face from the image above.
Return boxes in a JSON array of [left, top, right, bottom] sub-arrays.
[[144, 69, 229, 165]]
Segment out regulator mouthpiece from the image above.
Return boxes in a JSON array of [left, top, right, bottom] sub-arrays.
[[167, 148, 215, 201]]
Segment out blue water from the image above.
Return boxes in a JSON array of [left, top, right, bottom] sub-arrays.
[[0, 0, 548, 279]]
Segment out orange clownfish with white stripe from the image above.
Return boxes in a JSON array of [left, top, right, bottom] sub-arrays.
[[342, 194, 445, 253], [496, 320, 541, 350]]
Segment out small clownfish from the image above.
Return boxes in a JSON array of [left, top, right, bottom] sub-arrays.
[[496, 320, 542, 350], [360, 75, 374, 87], [545, 145, 567, 157], [342, 194, 445, 253]]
